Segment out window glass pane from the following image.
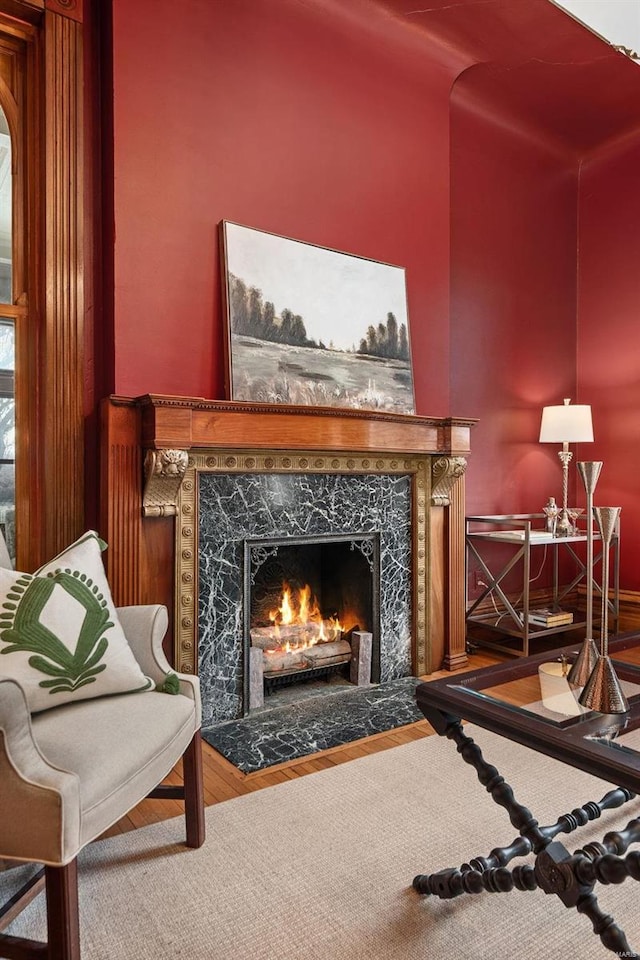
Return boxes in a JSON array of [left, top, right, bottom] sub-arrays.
[[0, 395, 14, 458], [0, 317, 13, 370], [0, 318, 14, 559], [0, 104, 10, 304]]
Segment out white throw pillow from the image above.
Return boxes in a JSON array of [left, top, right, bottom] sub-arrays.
[[0, 530, 153, 713]]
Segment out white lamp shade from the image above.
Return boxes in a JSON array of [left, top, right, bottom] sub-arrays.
[[539, 402, 593, 443]]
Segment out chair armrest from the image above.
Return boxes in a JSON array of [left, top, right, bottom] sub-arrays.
[[0, 677, 81, 864], [116, 605, 201, 726], [116, 604, 170, 681]]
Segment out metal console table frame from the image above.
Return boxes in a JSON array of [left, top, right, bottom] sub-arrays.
[[465, 514, 620, 657]]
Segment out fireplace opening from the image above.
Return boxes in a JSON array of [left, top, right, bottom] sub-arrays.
[[243, 533, 380, 712]]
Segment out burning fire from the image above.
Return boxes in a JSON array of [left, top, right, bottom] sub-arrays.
[[264, 582, 345, 655]]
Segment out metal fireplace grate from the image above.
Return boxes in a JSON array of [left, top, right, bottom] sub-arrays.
[[264, 662, 349, 691]]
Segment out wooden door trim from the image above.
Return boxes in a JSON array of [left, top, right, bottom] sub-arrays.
[[0, 1, 87, 567]]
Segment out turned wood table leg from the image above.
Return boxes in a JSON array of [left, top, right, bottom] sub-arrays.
[[576, 890, 640, 959], [462, 787, 635, 875], [413, 716, 640, 957], [414, 721, 546, 898], [535, 840, 640, 959]]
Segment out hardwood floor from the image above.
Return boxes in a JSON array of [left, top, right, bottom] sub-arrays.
[[104, 649, 504, 839]]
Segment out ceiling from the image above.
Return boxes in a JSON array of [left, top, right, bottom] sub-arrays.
[[365, 0, 640, 157], [554, 0, 640, 56]]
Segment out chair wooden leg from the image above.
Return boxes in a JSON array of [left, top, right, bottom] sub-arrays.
[[182, 730, 205, 848], [44, 862, 80, 960], [0, 933, 48, 958], [0, 869, 45, 933], [0, 862, 77, 960]]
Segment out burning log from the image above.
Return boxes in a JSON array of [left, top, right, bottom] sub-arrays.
[[259, 638, 351, 675], [250, 624, 334, 649], [250, 579, 354, 680]]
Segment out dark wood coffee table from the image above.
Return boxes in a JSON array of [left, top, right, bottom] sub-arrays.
[[413, 634, 640, 958]]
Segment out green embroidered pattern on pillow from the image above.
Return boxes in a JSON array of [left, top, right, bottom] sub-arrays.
[[0, 568, 115, 696]]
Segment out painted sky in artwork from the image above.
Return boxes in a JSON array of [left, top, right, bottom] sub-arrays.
[[224, 222, 409, 352]]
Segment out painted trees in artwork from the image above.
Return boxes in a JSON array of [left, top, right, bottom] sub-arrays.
[[358, 312, 409, 361], [229, 272, 409, 359], [228, 273, 316, 348], [229, 275, 250, 334]]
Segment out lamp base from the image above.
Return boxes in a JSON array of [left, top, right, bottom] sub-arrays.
[[567, 638, 598, 687], [579, 655, 629, 715]]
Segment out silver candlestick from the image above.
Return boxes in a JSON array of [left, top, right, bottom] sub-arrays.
[[567, 462, 602, 686], [580, 506, 627, 714]]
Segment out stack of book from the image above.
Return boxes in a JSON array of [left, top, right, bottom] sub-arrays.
[[528, 608, 574, 628]]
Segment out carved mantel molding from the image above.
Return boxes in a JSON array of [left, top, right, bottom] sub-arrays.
[[142, 448, 469, 515], [133, 394, 475, 511], [142, 448, 189, 516], [431, 456, 468, 506], [133, 394, 476, 455]]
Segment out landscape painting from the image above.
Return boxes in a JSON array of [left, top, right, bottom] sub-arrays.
[[221, 222, 415, 414]]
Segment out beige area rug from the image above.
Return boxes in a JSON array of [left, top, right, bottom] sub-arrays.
[[4, 727, 640, 960]]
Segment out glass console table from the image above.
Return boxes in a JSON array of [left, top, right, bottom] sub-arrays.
[[465, 513, 620, 657], [413, 634, 640, 958]]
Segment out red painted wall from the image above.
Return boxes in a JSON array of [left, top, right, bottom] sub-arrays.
[[107, 0, 640, 593], [110, 0, 460, 415], [577, 134, 640, 590], [450, 74, 579, 520]]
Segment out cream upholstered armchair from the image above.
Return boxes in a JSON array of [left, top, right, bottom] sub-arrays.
[[0, 534, 205, 960]]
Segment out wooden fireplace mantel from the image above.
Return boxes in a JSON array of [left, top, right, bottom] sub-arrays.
[[100, 395, 476, 674], [135, 394, 475, 456]]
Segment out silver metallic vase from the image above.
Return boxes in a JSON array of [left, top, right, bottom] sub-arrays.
[[579, 506, 627, 714], [567, 462, 602, 686]]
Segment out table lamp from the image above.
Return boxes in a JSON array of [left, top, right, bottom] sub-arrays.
[[539, 398, 593, 536]]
